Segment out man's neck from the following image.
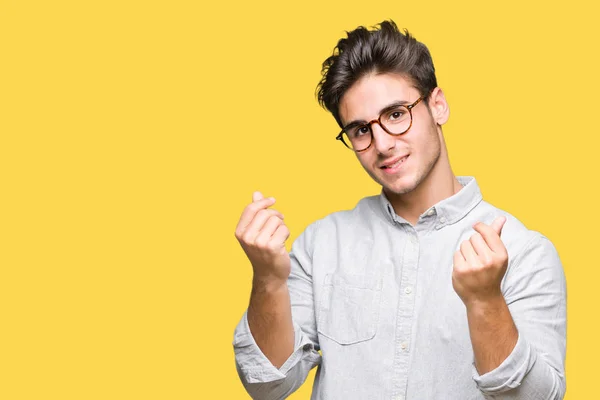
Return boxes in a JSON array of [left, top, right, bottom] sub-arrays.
[[384, 156, 462, 226]]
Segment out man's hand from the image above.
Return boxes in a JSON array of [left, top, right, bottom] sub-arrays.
[[452, 216, 508, 307], [235, 191, 291, 285]]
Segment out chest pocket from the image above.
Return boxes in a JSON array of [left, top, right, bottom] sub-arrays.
[[318, 272, 383, 345]]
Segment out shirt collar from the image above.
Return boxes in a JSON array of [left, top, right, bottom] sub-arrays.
[[378, 176, 483, 229]]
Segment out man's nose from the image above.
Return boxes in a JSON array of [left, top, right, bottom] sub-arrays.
[[371, 122, 395, 154]]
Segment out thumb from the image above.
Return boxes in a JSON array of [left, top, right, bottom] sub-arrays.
[[252, 191, 264, 202], [491, 216, 507, 236]]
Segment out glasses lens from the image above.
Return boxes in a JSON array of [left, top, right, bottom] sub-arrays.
[[343, 126, 371, 151], [381, 106, 411, 134]]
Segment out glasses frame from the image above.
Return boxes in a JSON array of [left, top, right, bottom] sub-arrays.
[[336, 96, 425, 152]]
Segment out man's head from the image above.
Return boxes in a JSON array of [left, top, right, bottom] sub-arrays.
[[316, 20, 451, 197]]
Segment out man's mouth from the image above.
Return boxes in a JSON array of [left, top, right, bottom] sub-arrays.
[[381, 155, 409, 170]]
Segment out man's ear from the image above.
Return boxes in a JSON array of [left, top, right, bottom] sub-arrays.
[[427, 87, 450, 125]]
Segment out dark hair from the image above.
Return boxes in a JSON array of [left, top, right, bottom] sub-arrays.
[[316, 20, 438, 128]]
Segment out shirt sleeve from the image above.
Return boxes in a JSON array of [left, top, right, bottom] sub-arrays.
[[472, 234, 567, 399], [232, 221, 322, 399]]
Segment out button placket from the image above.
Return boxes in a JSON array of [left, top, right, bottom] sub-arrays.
[[392, 227, 419, 398]]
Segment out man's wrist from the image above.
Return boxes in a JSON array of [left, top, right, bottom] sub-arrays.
[[252, 275, 288, 294], [463, 292, 507, 314]]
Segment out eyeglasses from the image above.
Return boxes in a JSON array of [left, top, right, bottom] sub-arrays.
[[336, 96, 425, 152]]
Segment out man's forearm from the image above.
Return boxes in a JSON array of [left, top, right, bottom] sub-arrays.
[[247, 278, 295, 369], [466, 296, 518, 375]]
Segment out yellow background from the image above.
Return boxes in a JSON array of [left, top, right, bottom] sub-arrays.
[[1, 0, 598, 398]]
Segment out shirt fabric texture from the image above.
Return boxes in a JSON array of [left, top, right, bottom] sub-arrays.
[[233, 176, 567, 400]]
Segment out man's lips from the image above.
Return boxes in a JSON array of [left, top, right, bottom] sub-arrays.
[[380, 155, 409, 169]]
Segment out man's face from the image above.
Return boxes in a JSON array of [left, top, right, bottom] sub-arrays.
[[338, 73, 443, 197]]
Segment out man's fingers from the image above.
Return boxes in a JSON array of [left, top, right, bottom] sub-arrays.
[[491, 216, 507, 236], [469, 232, 492, 258], [237, 196, 277, 233], [473, 220, 505, 254], [254, 215, 284, 246], [252, 191, 264, 202], [271, 224, 291, 247], [453, 250, 466, 268], [460, 240, 479, 266], [241, 209, 284, 243]]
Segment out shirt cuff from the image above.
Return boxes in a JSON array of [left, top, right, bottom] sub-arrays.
[[233, 311, 318, 384], [472, 332, 537, 394]]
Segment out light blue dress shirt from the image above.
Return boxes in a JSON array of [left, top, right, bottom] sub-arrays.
[[233, 176, 567, 399]]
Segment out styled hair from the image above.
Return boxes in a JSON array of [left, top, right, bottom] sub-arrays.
[[316, 20, 438, 128]]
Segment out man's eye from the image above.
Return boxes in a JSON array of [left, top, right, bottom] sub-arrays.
[[347, 125, 370, 138], [390, 111, 404, 120]]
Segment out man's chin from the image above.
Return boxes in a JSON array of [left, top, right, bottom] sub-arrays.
[[381, 176, 416, 196], [366, 168, 415, 195]]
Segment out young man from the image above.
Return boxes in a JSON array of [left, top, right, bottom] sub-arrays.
[[233, 21, 566, 399]]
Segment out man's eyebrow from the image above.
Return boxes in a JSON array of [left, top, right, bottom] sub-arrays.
[[342, 100, 412, 129]]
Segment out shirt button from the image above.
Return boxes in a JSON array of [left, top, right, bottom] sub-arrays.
[[410, 236, 418, 244], [440, 216, 447, 224], [404, 287, 412, 294], [427, 209, 434, 216], [400, 341, 408, 350]]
